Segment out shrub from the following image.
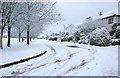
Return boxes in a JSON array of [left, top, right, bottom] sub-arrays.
[[73, 31, 80, 43], [90, 27, 111, 46]]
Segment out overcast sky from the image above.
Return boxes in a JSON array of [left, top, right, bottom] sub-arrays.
[[44, 0, 119, 34]]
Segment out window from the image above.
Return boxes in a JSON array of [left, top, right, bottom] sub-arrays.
[[108, 18, 114, 24]]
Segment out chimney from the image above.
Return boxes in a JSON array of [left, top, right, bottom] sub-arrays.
[[118, 1, 120, 15]]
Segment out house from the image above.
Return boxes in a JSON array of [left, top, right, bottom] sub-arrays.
[[99, 1, 120, 31], [65, 24, 78, 35]]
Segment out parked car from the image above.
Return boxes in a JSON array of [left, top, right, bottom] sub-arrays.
[[37, 34, 47, 39], [61, 36, 73, 42], [78, 34, 89, 44], [78, 39, 88, 44], [49, 36, 57, 41]]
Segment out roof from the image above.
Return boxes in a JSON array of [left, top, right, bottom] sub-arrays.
[[65, 24, 78, 34], [99, 9, 120, 19], [66, 24, 77, 29]]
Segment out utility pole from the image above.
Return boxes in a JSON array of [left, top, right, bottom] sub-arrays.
[[63, 24, 65, 33], [0, 22, 1, 49]]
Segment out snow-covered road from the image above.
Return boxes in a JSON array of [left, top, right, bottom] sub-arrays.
[[0, 39, 118, 76]]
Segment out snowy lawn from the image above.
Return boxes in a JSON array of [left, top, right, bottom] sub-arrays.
[[0, 38, 118, 76]]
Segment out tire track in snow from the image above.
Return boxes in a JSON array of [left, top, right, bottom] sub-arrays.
[[10, 43, 79, 76], [11, 52, 79, 76], [65, 60, 88, 74], [10, 44, 57, 76], [20, 44, 96, 76], [9, 41, 96, 76], [58, 48, 96, 75]]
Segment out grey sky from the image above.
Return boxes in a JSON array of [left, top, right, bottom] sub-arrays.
[[44, 1, 119, 34], [58, 2, 118, 25]]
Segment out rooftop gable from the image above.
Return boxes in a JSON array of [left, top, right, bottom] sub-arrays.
[[99, 9, 119, 19]]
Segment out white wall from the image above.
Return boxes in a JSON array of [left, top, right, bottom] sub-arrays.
[[102, 16, 120, 31]]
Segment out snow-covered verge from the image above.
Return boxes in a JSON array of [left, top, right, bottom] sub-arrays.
[[0, 38, 118, 76]]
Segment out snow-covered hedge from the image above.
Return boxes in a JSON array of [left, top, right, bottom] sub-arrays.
[[111, 39, 120, 45], [90, 27, 111, 46], [73, 31, 80, 43]]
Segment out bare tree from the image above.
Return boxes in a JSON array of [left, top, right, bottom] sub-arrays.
[[1, 2, 15, 48], [18, 1, 60, 45], [78, 19, 109, 35], [0, 1, 61, 48]]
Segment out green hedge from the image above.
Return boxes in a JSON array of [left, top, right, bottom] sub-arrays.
[[90, 38, 111, 47]]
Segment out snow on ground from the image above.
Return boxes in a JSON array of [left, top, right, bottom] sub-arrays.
[[0, 38, 118, 76]]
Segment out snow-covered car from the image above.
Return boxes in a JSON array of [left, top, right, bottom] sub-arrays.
[[61, 36, 73, 42], [49, 36, 58, 41], [37, 34, 47, 39], [78, 39, 88, 44], [37, 36, 46, 39], [78, 34, 89, 44]]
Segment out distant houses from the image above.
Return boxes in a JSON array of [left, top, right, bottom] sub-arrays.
[[99, 1, 120, 31], [65, 24, 78, 35]]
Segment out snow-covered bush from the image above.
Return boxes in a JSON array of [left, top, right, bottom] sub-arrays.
[[111, 39, 120, 45], [73, 31, 80, 43], [90, 27, 111, 46], [61, 32, 73, 42]]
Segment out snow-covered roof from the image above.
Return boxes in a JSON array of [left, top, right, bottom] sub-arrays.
[[99, 9, 120, 19], [65, 24, 78, 34], [66, 24, 78, 29]]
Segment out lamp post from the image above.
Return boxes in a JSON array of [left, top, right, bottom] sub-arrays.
[[63, 24, 65, 33]]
